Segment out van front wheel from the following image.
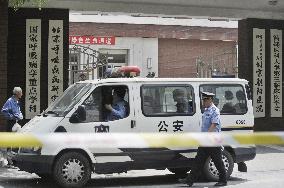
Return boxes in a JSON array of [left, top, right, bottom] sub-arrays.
[[53, 152, 91, 188]]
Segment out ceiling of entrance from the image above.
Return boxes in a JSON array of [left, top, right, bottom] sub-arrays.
[[21, 0, 284, 20]]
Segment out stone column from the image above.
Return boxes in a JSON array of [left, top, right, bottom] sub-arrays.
[[238, 18, 284, 131], [0, 0, 8, 131]]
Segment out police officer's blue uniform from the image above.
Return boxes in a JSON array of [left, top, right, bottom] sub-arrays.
[[202, 103, 221, 132], [179, 92, 227, 187]]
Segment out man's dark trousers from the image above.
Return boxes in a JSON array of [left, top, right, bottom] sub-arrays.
[[7, 120, 16, 132], [186, 147, 227, 183]]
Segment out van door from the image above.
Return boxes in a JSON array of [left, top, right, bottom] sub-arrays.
[[59, 83, 136, 133], [130, 83, 200, 165], [134, 83, 200, 133]]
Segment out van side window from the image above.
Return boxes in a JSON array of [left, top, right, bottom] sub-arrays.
[[82, 85, 129, 122], [200, 84, 247, 115], [141, 85, 194, 116]]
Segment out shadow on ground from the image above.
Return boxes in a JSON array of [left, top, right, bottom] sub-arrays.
[[0, 173, 249, 188], [256, 145, 284, 154]]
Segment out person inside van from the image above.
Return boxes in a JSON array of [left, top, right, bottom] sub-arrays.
[[104, 87, 128, 121], [221, 90, 236, 113], [173, 89, 191, 113], [234, 90, 247, 113]]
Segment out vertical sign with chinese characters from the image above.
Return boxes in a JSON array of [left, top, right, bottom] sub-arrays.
[[253, 28, 266, 118], [48, 20, 63, 105], [25, 19, 41, 119], [270, 29, 282, 117]]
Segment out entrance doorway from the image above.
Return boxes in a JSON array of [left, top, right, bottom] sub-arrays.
[[99, 49, 129, 69]]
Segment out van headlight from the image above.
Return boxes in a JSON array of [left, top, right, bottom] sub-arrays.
[[19, 147, 41, 154]]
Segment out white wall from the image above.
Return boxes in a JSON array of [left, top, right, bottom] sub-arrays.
[[141, 38, 159, 77], [72, 37, 158, 78]]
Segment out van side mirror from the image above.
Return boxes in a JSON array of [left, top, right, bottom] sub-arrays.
[[69, 105, 86, 123]]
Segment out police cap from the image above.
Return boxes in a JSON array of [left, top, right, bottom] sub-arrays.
[[201, 91, 215, 99]]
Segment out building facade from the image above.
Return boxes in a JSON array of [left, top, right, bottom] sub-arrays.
[[69, 22, 238, 82]]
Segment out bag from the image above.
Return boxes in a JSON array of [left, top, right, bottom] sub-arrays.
[[12, 122, 21, 132]]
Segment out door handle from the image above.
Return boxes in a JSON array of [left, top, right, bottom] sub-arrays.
[[131, 120, 136, 128]]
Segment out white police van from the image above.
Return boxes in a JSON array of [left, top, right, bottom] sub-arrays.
[[13, 77, 256, 187]]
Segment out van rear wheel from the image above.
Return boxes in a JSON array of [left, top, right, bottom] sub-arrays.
[[203, 150, 234, 181], [53, 152, 91, 188]]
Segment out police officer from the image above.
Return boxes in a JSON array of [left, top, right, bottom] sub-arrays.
[[179, 91, 227, 187]]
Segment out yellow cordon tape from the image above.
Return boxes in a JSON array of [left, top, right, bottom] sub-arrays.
[[0, 132, 284, 148], [0, 133, 43, 147], [233, 133, 284, 145]]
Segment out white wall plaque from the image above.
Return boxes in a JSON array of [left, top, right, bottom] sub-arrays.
[[25, 19, 41, 119], [48, 20, 64, 105], [253, 28, 265, 118], [270, 29, 282, 117]]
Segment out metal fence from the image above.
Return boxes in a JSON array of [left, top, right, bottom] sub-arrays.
[[196, 48, 238, 78], [69, 45, 108, 85]]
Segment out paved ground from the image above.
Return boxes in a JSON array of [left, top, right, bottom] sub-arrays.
[[0, 145, 284, 188]]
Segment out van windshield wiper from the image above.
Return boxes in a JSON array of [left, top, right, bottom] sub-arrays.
[[43, 111, 59, 117]]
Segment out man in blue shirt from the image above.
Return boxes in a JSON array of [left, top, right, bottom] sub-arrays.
[[104, 87, 128, 121], [179, 92, 227, 187], [1, 87, 23, 168], [1, 87, 23, 132]]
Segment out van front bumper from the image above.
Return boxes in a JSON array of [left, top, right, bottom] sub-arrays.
[[12, 154, 54, 174]]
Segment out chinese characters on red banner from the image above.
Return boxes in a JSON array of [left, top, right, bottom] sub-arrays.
[[25, 19, 41, 119], [69, 36, 115, 45], [48, 20, 63, 105], [253, 28, 265, 118], [270, 29, 282, 117]]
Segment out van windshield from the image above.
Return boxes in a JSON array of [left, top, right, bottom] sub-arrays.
[[45, 83, 92, 116]]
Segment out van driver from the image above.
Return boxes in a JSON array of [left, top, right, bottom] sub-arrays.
[[104, 87, 128, 121]]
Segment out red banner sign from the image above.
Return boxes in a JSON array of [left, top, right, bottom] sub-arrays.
[[69, 36, 115, 45]]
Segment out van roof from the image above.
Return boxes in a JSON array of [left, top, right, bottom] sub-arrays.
[[78, 77, 249, 85]]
